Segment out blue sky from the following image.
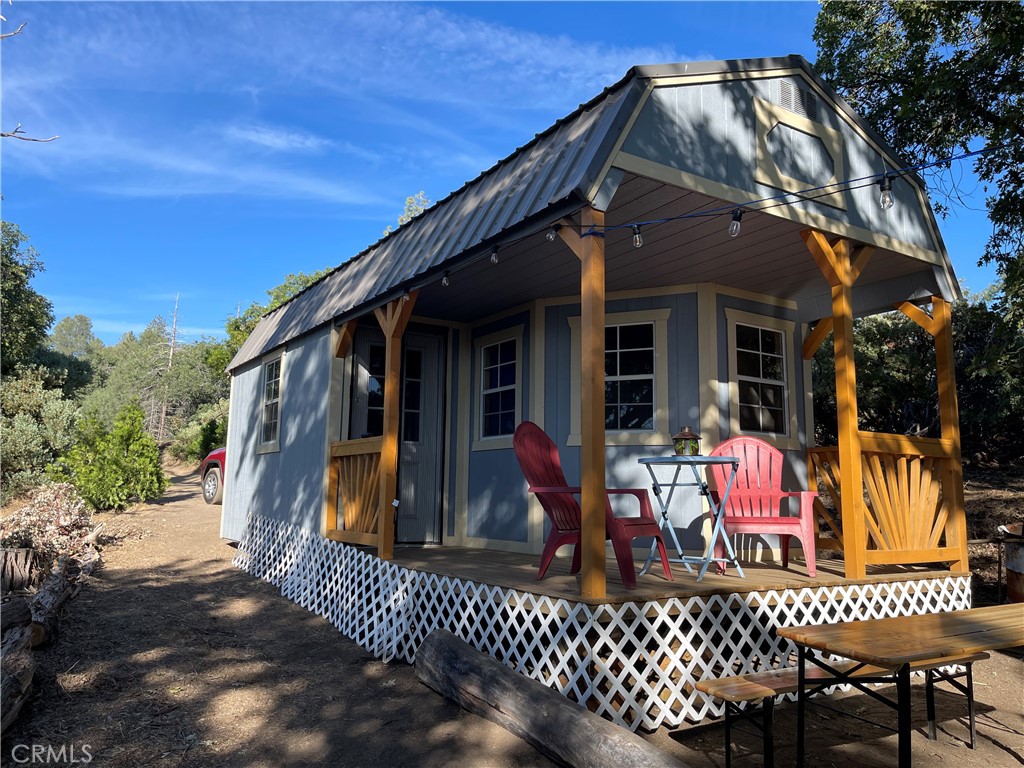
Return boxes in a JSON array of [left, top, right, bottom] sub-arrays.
[[2, 1, 998, 345]]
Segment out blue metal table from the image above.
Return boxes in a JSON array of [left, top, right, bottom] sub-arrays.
[[637, 455, 745, 582]]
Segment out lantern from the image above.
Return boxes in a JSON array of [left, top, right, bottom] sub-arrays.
[[673, 426, 702, 456]]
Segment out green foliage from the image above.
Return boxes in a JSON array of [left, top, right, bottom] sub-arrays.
[[221, 267, 332, 364], [0, 367, 79, 504], [1, 221, 54, 373], [167, 398, 229, 462], [383, 191, 431, 235], [813, 295, 1024, 459], [0, 483, 93, 569], [814, 1, 1024, 320], [51, 403, 167, 511]]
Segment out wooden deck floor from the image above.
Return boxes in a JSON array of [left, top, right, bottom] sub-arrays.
[[391, 546, 951, 606]]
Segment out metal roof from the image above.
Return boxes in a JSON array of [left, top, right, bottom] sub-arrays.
[[228, 67, 647, 371], [227, 55, 954, 371]]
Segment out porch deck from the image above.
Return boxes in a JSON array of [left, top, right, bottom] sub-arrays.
[[390, 545, 950, 606]]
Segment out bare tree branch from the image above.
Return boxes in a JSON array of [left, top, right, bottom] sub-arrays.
[[1, 123, 59, 142], [0, 21, 26, 40]]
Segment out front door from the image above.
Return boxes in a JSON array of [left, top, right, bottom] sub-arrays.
[[349, 327, 445, 544]]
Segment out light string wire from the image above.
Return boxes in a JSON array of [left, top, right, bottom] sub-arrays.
[[579, 141, 1015, 238]]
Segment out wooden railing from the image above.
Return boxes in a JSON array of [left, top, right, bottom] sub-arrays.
[[808, 432, 966, 567], [325, 437, 383, 547]]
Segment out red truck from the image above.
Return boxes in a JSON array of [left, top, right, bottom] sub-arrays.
[[199, 447, 226, 504]]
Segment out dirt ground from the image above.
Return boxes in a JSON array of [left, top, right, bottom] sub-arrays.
[[3, 464, 1022, 768]]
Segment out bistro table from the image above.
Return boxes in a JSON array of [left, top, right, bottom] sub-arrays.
[[776, 603, 1024, 768], [636, 455, 745, 582]]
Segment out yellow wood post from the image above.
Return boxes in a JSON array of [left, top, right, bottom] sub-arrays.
[[374, 293, 417, 560], [325, 457, 339, 533], [803, 230, 873, 578], [560, 209, 607, 599], [932, 297, 969, 572]]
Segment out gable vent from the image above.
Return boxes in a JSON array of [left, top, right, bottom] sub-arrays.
[[779, 80, 819, 122]]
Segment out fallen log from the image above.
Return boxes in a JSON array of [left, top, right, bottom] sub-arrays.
[[0, 596, 32, 633], [415, 629, 689, 768], [1, 548, 38, 593], [28, 566, 75, 648], [1, 626, 35, 733]]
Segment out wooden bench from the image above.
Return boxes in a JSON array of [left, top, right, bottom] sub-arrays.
[[695, 652, 989, 768]]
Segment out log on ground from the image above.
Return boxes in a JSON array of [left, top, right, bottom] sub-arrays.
[[415, 629, 689, 768], [0, 597, 33, 634], [28, 568, 75, 648], [1, 626, 35, 733]]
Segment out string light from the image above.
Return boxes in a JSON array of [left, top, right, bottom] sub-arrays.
[[441, 271, 450, 287], [490, 247, 499, 264], [631, 224, 643, 249], [878, 174, 895, 210], [728, 209, 743, 238]]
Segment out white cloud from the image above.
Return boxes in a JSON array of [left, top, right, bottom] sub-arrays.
[[224, 123, 332, 153]]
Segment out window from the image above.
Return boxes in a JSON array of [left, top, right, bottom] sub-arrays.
[[735, 324, 786, 433], [725, 308, 800, 449], [260, 354, 282, 450], [568, 308, 670, 446], [604, 323, 655, 430], [481, 339, 517, 437], [364, 343, 386, 437], [473, 326, 523, 451]]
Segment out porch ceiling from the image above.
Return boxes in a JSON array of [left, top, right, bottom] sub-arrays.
[[411, 172, 944, 324]]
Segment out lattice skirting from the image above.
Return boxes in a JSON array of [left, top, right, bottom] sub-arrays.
[[233, 514, 973, 732]]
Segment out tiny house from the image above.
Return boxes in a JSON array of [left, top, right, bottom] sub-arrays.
[[223, 57, 970, 731]]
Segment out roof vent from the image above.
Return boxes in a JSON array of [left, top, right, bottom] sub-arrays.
[[779, 80, 818, 122]]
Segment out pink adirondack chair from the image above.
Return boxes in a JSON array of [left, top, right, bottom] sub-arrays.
[[513, 421, 673, 588], [708, 436, 817, 577]]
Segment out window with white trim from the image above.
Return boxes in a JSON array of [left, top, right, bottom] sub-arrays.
[[473, 326, 523, 450], [725, 308, 800, 449], [735, 323, 787, 433], [568, 308, 670, 446], [480, 339, 517, 438], [260, 355, 282, 448], [604, 323, 655, 430]]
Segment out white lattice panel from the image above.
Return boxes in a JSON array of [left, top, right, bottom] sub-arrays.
[[233, 515, 972, 732]]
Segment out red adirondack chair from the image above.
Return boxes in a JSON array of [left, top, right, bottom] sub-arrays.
[[708, 436, 817, 576], [513, 421, 673, 588]]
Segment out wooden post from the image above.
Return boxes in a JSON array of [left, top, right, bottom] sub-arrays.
[[559, 210, 607, 599], [803, 230, 873, 578], [374, 293, 417, 560], [899, 297, 970, 572], [930, 297, 968, 571]]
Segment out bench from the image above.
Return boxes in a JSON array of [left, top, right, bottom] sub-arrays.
[[695, 651, 989, 768]]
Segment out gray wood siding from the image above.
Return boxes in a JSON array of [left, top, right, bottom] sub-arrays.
[[465, 313, 531, 542], [221, 328, 331, 540], [621, 76, 940, 253]]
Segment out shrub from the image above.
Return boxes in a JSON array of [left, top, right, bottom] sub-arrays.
[[50, 403, 167, 510], [167, 398, 228, 462], [0, 483, 93, 568], [0, 367, 79, 504]]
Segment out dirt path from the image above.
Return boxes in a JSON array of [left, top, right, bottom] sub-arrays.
[[4, 468, 1023, 767]]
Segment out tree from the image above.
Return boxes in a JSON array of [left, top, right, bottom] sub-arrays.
[[217, 267, 332, 368], [814, 1, 1024, 319], [383, 191, 431, 235], [51, 403, 167, 511], [0, 366, 78, 503], [1, 221, 54, 373], [49, 314, 102, 361]]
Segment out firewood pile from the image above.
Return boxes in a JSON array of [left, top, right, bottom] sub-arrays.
[[1, 529, 103, 733]]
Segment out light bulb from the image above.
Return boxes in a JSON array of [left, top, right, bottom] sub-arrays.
[[490, 247, 499, 264], [878, 175, 895, 210], [632, 224, 643, 249], [402, 291, 411, 303], [441, 271, 450, 287], [545, 226, 558, 242], [728, 209, 743, 238]]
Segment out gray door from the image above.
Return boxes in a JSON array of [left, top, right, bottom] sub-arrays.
[[349, 328, 444, 544]]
